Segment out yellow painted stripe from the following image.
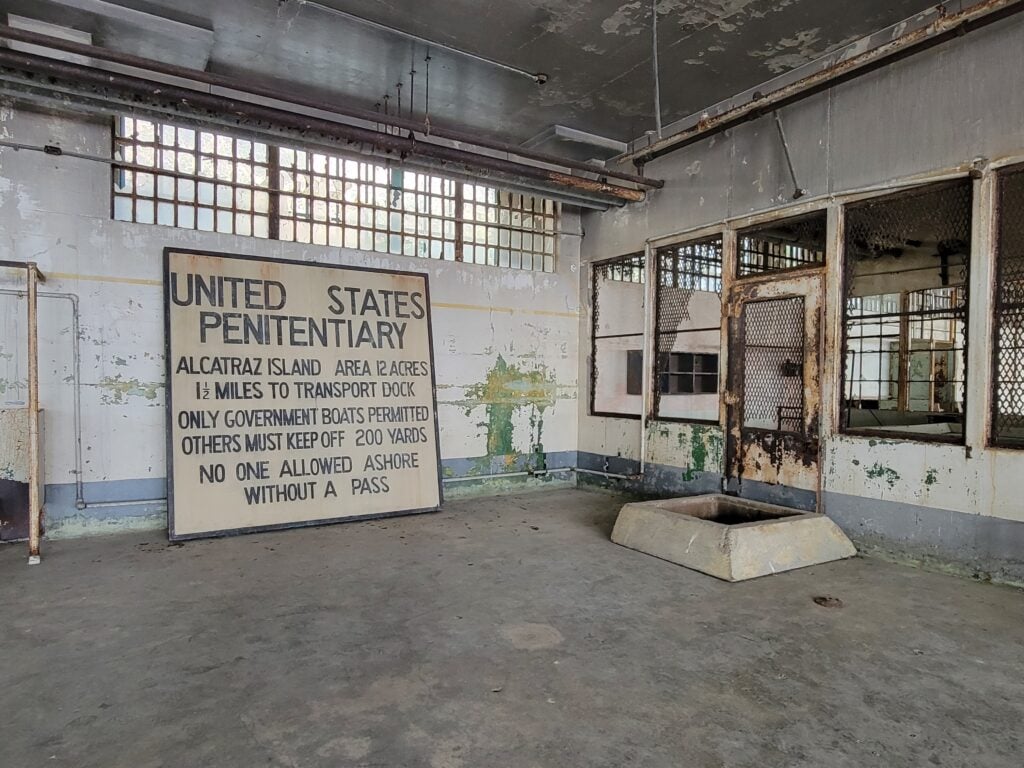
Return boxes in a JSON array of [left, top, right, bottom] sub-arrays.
[[48, 271, 161, 287], [432, 301, 578, 318], [43, 272, 581, 318]]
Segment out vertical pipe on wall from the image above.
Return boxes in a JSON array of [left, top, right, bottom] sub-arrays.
[[651, 0, 663, 139], [0, 289, 83, 510], [639, 241, 655, 476], [26, 262, 41, 564]]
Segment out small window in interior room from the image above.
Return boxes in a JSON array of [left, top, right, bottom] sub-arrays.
[[591, 254, 645, 417], [841, 180, 972, 441], [659, 352, 719, 394], [991, 165, 1024, 448], [625, 350, 643, 395], [654, 237, 723, 422], [737, 211, 827, 277]]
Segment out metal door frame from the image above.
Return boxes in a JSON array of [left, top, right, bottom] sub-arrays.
[[723, 266, 825, 506]]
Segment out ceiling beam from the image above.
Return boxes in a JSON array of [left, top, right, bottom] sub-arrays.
[[622, 0, 1024, 165]]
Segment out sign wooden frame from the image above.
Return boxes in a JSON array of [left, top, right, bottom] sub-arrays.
[[163, 248, 443, 540]]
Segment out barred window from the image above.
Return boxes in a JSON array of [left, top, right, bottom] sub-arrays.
[[657, 239, 722, 292], [992, 165, 1024, 447], [276, 148, 459, 258], [112, 116, 557, 272], [112, 119, 272, 237], [463, 185, 557, 272], [653, 237, 722, 422], [841, 181, 971, 441], [738, 211, 827, 277], [591, 253, 646, 418]]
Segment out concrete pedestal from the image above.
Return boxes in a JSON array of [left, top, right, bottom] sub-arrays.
[[611, 494, 856, 582]]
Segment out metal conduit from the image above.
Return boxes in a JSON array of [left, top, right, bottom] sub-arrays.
[[0, 48, 643, 208], [0, 24, 661, 193], [0, 260, 44, 563]]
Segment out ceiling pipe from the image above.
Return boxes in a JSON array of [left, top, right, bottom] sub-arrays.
[[0, 47, 644, 205], [651, 0, 662, 139], [0, 24, 661, 191], [0, 81, 621, 210], [623, 0, 1024, 165], [292, 0, 548, 85]]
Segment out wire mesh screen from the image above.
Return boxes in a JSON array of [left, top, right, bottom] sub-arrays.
[[591, 253, 646, 417], [993, 166, 1024, 447], [654, 238, 722, 421], [738, 211, 827, 277], [842, 181, 971, 439], [742, 297, 806, 432]]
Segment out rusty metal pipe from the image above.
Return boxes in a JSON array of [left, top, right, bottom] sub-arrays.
[[639, 241, 655, 477], [0, 288, 83, 511], [0, 47, 645, 205], [0, 24, 661, 190], [26, 263, 42, 564], [442, 468, 574, 483], [625, 0, 1024, 163], [0, 83, 621, 210], [574, 468, 641, 481]]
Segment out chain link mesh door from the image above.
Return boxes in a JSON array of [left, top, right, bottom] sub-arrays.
[[741, 297, 806, 432]]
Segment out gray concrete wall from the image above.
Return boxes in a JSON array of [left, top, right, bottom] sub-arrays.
[[0, 106, 581, 537], [578, 14, 1024, 582]]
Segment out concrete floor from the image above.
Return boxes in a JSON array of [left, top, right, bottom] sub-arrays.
[[2, 488, 1022, 768]]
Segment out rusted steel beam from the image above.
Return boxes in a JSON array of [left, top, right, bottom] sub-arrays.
[[0, 48, 644, 206], [0, 23, 662, 191], [626, 0, 1024, 164]]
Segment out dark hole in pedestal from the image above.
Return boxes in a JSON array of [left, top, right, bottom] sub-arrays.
[[690, 498, 803, 526]]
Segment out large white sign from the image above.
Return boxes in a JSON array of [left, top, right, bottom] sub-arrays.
[[164, 249, 442, 540]]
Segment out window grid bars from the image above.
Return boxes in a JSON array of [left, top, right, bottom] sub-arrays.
[[992, 165, 1024, 446], [840, 180, 972, 438], [112, 116, 557, 272], [590, 253, 646, 418], [737, 212, 828, 277], [653, 237, 723, 420]]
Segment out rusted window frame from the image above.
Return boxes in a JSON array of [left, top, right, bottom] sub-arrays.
[[110, 116, 558, 273], [111, 116, 274, 238], [989, 162, 1024, 449], [590, 252, 646, 420], [837, 180, 973, 445], [651, 235, 724, 426], [735, 210, 828, 280]]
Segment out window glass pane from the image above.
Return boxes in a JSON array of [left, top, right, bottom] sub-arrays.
[[993, 167, 1024, 447], [110, 115, 558, 270], [654, 237, 723, 422], [591, 254, 645, 417], [738, 212, 826, 277], [842, 181, 971, 440]]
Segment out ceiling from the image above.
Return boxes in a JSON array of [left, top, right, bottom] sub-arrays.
[[1, 0, 941, 159]]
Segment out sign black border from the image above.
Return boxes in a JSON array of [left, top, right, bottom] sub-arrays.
[[163, 247, 445, 541]]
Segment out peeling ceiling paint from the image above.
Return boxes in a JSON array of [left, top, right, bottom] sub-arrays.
[[0, 0, 942, 156]]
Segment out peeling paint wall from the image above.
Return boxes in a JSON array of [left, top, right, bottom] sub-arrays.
[[579, 14, 1024, 578], [0, 107, 580, 537]]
